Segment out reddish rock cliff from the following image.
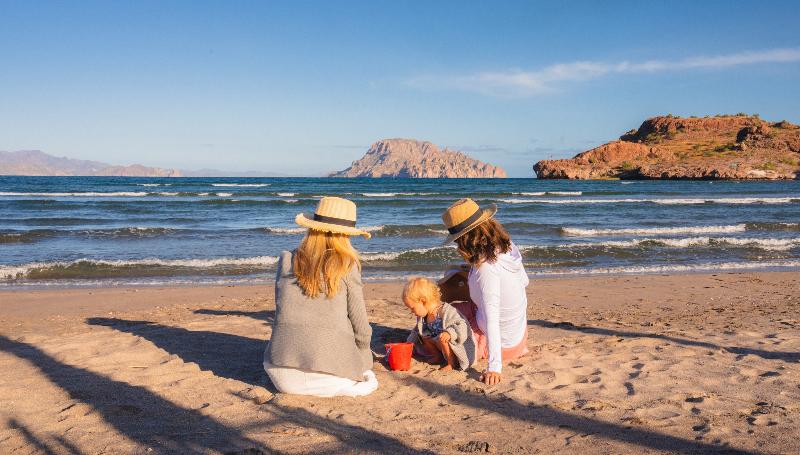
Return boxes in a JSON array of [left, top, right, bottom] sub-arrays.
[[534, 115, 800, 180]]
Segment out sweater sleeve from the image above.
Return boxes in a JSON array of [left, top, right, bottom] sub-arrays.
[[346, 267, 373, 371], [475, 263, 503, 373], [444, 306, 469, 345], [274, 251, 293, 305]]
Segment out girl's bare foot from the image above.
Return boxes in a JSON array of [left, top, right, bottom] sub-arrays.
[[439, 364, 453, 371]]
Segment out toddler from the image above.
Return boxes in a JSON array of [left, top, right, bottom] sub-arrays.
[[403, 277, 475, 370]]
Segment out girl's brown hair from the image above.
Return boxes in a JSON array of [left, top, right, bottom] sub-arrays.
[[455, 219, 511, 266], [293, 230, 360, 299]]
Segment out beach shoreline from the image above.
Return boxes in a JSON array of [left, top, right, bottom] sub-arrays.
[[1, 270, 798, 453]]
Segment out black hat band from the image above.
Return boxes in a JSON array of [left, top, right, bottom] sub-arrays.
[[313, 213, 357, 227], [447, 209, 484, 234]]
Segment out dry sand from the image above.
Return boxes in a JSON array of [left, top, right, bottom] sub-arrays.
[[0, 271, 798, 454]]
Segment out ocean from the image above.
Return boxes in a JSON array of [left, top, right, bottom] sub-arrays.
[[1, 176, 799, 288]]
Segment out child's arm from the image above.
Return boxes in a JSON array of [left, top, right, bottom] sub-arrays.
[[406, 319, 421, 344]]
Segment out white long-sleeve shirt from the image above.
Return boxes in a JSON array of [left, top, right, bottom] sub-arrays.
[[467, 242, 529, 373]]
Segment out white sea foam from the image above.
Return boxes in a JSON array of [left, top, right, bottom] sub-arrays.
[[0, 256, 279, 280], [277, 192, 296, 197], [361, 225, 385, 232], [264, 225, 384, 235], [709, 237, 800, 250], [215, 192, 233, 197], [501, 197, 798, 205], [360, 192, 437, 197], [653, 197, 797, 205], [533, 260, 800, 276], [0, 192, 149, 197], [264, 227, 306, 234], [137, 183, 170, 187], [157, 192, 179, 196], [514, 191, 582, 196], [211, 183, 270, 187], [541, 236, 800, 251], [562, 224, 748, 236], [198, 192, 210, 196]]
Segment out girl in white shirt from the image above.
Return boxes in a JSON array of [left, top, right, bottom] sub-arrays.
[[441, 198, 530, 385]]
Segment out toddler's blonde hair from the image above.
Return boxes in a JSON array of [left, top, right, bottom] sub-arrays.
[[402, 277, 442, 305]]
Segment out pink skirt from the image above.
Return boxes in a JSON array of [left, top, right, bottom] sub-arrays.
[[451, 301, 529, 362]]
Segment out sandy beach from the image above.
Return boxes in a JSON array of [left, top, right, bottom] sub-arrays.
[[1, 271, 798, 454]]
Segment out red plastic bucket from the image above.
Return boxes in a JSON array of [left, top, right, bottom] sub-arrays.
[[385, 342, 413, 371]]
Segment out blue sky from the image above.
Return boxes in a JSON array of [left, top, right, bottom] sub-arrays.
[[1, 1, 799, 177]]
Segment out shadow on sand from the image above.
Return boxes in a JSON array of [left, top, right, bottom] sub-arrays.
[[2, 329, 429, 454], [529, 319, 800, 363], [78, 317, 761, 454], [250, 404, 436, 455], [86, 317, 269, 387], [407, 375, 757, 455], [0, 335, 269, 454], [194, 309, 275, 324], [190, 308, 410, 357], [4, 315, 768, 454]]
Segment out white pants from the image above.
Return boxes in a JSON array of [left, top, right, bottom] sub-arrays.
[[263, 361, 378, 397]]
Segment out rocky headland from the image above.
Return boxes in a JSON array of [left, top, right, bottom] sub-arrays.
[[533, 115, 800, 179], [0, 150, 182, 177], [331, 138, 507, 178]]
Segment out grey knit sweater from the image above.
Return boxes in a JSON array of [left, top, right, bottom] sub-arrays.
[[265, 251, 373, 382], [407, 303, 476, 370]]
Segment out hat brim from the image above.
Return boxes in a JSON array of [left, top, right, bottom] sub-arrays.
[[442, 204, 497, 245], [295, 213, 372, 239]]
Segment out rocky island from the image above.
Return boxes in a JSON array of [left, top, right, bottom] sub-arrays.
[[533, 115, 800, 179], [0, 150, 182, 177], [331, 138, 507, 178]]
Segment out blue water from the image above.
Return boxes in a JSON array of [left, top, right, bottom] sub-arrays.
[[1, 176, 799, 287]]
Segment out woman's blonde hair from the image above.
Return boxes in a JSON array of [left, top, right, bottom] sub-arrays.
[[293, 230, 360, 299], [402, 277, 441, 305]]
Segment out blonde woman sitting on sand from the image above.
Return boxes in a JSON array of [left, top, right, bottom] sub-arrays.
[[263, 197, 377, 397], [440, 198, 530, 385]]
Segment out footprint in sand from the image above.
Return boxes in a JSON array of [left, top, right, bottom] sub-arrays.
[[530, 370, 556, 385], [746, 402, 781, 426], [623, 382, 635, 396]]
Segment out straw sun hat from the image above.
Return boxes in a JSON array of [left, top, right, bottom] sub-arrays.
[[295, 196, 372, 239], [441, 198, 497, 244]]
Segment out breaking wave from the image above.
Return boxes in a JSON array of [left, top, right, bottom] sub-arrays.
[[561, 224, 748, 236], [513, 191, 583, 196], [0, 192, 149, 197], [501, 197, 799, 205], [1, 256, 279, 281], [210, 183, 271, 187], [535, 260, 800, 276]]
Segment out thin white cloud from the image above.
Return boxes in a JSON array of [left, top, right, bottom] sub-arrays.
[[408, 48, 800, 97]]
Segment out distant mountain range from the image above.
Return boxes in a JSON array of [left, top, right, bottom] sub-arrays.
[[0, 150, 286, 177], [330, 138, 507, 178]]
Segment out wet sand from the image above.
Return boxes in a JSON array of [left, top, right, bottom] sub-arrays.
[[1, 271, 798, 454]]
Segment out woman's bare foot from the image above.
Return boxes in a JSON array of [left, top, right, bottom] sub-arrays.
[[439, 364, 453, 371]]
